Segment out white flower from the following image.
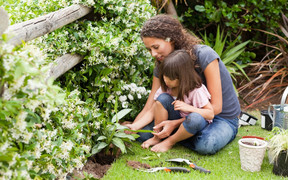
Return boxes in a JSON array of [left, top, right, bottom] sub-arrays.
[[119, 95, 127, 102], [137, 93, 142, 99], [122, 101, 128, 108], [0, 141, 10, 151], [128, 94, 134, 101], [23, 132, 33, 144]]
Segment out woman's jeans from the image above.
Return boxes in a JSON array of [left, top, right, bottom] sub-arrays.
[[137, 93, 239, 155]]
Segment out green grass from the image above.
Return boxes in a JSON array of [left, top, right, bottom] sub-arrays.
[[102, 110, 286, 180]]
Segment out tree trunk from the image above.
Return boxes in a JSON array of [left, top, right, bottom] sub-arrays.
[[5, 4, 92, 46], [164, 1, 178, 17]]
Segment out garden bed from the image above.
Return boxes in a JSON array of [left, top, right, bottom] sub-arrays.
[[69, 91, 281, 179]]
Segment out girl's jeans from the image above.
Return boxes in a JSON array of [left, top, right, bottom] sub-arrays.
[[137, 93, 239, 155]]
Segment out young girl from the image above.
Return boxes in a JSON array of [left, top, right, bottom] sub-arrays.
[[141, 50, 214, 150]]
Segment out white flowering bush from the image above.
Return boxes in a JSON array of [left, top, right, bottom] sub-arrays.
[[32, 0, 156, 119], [0, 0, 156, 179], [0, 37, 100, 179]]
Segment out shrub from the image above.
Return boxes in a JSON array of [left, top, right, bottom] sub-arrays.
[[0, 0, 156, 179]]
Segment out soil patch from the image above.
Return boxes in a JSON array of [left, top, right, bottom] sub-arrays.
[[126, 160, 151, 170], [70, 151, 117, 179], [71, 160, 111, 179]]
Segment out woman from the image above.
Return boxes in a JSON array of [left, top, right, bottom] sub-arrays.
[[125, 14, 241, 154]]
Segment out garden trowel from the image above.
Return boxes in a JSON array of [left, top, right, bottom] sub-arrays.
[[166, 158, 211, 174]]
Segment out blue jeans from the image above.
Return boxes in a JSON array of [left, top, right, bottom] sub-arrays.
[[137, 93, 239, 155]]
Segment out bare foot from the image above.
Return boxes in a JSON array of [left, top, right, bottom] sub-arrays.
[[150, 139, 175, 152], [141, 136, 161, 149]]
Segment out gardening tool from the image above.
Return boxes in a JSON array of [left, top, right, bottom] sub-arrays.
[[166, 158, 211, 174], [137, 167, 190, 173]]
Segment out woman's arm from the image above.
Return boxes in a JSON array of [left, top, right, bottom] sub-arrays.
[[133, 76, 160, 123], [204, 59, 222, 115]]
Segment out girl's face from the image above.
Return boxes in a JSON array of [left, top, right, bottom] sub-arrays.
[[142, 37, 174, 62], [163, 76, 179, 89]]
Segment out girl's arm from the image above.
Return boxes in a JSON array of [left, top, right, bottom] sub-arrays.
[[172, 100, 214, 120], [204, 59, 222, 115]]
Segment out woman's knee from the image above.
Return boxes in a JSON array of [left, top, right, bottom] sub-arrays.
[[193, 136, 219, 155]]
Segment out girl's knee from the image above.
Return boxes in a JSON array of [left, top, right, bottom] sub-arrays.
[[183, 113, 207, 134], [156, 93, 173, 104]]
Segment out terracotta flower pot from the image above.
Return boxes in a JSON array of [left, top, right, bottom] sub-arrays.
[[273, 150, 288, 177]]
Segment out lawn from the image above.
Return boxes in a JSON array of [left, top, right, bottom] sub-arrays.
[[102, 110, 286, 180]]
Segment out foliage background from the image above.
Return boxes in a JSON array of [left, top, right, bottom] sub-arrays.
[[0, 0, 155, 179], [1, 0, 287, 179]]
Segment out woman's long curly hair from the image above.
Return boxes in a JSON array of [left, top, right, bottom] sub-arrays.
[[140, 14, 202, 62]]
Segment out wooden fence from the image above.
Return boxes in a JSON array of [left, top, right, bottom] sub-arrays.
[[1, 4, 92, 79]]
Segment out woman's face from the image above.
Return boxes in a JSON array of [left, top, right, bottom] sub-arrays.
[[142, 37, 174, 62]]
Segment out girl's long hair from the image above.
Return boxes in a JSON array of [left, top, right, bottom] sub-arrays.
[[159, 50, 202, 101]]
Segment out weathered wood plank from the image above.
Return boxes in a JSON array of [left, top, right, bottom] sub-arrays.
[[48, 54, 83, 80], [0, 7, 9, 36], [6, 4, 91, 46]]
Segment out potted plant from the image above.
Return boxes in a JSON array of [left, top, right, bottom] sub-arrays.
[[238, 136, 268, 172], [268, 127, 288, 177]]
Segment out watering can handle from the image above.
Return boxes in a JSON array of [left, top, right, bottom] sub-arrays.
[[281, 86, 288, 107], [268, 105, 273, 122]]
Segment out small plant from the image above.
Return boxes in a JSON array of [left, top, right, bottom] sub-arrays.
[[268, 127, 288, 163], [91, 108, 139, 156]]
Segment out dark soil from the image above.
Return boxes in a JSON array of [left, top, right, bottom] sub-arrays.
[[242, 142, 259, 146], [70, 151, 117, 179]]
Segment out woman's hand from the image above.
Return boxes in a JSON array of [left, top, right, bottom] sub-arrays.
[[172, 100, 192, 113], [152, 120, 178, 139]]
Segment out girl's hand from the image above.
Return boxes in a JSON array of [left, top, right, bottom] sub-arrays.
[[152, 120, 177, 139], [172, 100, 192, 113]]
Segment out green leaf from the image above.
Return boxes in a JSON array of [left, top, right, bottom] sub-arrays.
[[92, 142, 108, 154], [195, 5, 205, 12], [223, 40, 250, 59], [114, 132, 135, 141], [97, 136, 107, 141], [112, 109, 132, 123], [125, 129, 155, 133], [112, 137, 126, 153]]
